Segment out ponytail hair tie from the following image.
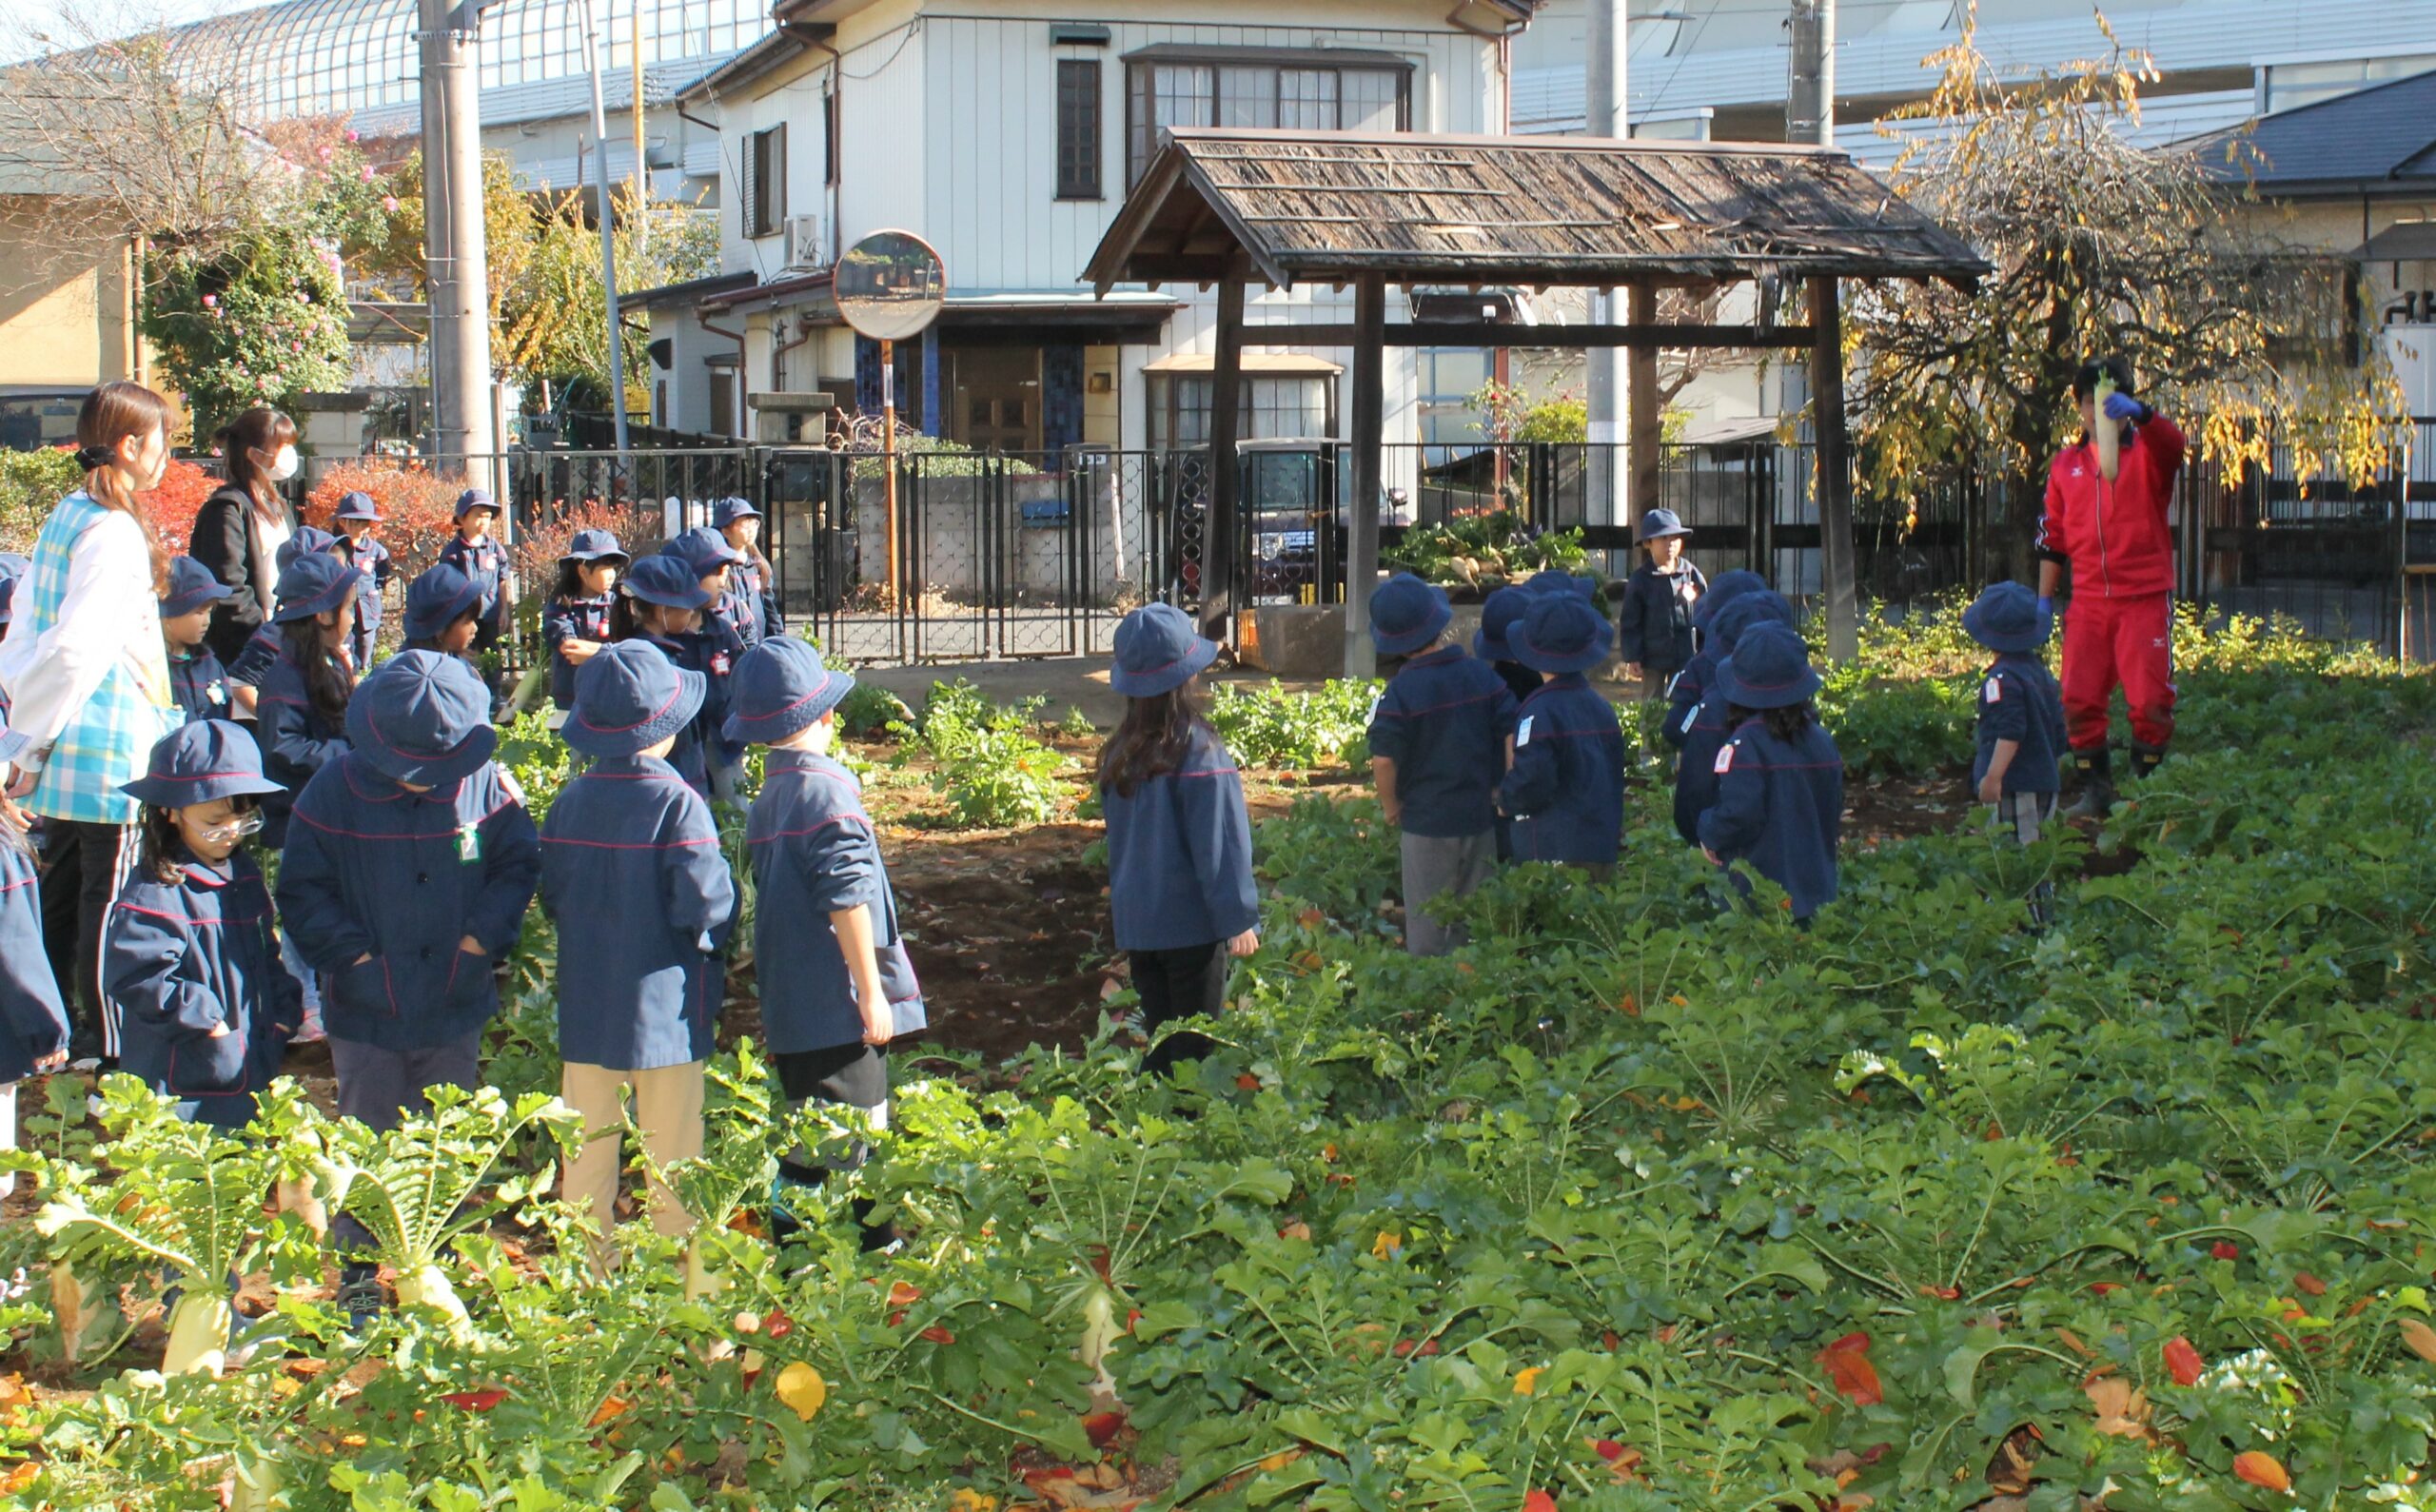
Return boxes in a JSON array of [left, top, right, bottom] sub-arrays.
[[74, 443, 114, 470]]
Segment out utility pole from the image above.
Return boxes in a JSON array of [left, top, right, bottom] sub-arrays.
[[1583, 0, 1627, 530], [1787, 0, 1856, 660], [580, 0, 631, 461], [631, 1, 648, 259], [419, 0, 495, 461]]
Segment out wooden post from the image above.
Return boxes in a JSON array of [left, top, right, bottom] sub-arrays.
[[1204, 278, 1247, 644], [1628, 282, 1661, 532], [1345, 273, 1387, 679], [1809, 275, 1857, 662]]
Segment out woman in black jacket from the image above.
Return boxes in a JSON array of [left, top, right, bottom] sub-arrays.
[[188, 407, 301, 666]]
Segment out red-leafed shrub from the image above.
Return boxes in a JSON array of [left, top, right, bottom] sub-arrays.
[[510, 497, 667, 588], [304, 459, 473, 579], [140, 458, 220, 555]]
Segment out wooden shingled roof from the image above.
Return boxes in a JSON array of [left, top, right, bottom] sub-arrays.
[[1084, 128, 1992, 293]]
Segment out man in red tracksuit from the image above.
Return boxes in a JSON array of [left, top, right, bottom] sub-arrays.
[[2034, 357, 2185, 816]]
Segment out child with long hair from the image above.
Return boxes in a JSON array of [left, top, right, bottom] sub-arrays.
[[1697, 622, 1844, 923], [611, 555, 720, 799], [254, 552, 363, 849], [543, 530, 628, 711], [104, 720, 299, 1126], [227, 527, 341, 717], [1097, 604, 1259, 1077]]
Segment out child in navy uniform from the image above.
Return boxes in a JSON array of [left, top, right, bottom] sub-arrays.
[[1964, 582, 2068, 923], [657, 529, 752, 801], [1616, 509, 1706, 701], [542, 642, 738, 1266], [105, 721, 299, 1127], [712, 498, 781, 646], [1098, 605, 1259, 1077], [1500, 593, 1627, 871], [437, 489, 511, 709], [1474, 586, 1543, 707], [227, 526, 339, 718], [1671, 590, 1795, 846], [255, 551, 364, 849], [610, 556, 721, 799], [0, 794, 70, 1197], [542, 529, 627, 711], [161, 558, 237, 723], [1698, 623, 1843, 923], [1660, 567, 1767, 759], [729, 638, 923, 1249], [330, 492, 391, 673], [1365, 575, 1518, 955], [400, 563, 485, 658]]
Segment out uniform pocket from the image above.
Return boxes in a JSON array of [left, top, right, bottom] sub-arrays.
[[328, 956, 394, 1018], [167, 1024, 248, 1095]]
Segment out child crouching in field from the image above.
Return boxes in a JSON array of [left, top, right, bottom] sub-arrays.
[[1499, 592, 1627, 873], [1099, 604, 1259, 1076], [1697, 623, 1843, 924], [1365, 574, 1517, 955], [541, 642, 737, 1270], [731, 638, 924, 1251], [1964, 581, 2068, 925], [105, 720, 298, 1127]]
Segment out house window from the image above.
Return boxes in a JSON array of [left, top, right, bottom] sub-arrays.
[[743, 124, 786, 239], [1056, 59, 1103, 200], [1147, 374, 1337, 450], [1416, 348, 1491, 447], [1126, 51, 1410, 186]]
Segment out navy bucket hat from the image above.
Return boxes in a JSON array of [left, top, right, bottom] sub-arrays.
[[561, 528, 629, 565], [346, 650, 500, 786], [1708, 590, 1795, 655], [403, 563, 484, 641], [1509, 592, 1614, 675], [711, 497, 762, 529], [1524, 569, 1597, 600], [275, 525, 338, 573], [623, 554, 715, 612], [1367, 573, 1452, 658], [1110, 603, 1217, 697], [160, 556, 236, 619], [1963, 581, 2048, 654], [722, 637, 855, 747], [661, 526, 747, 574], [121, 718, 287, 809], [1473, 585, 1534, 662], [270, 552, 365, 623], [1691, 568, 1768, 633], [454, 487, 500, 520], [333, 490, 382, 521], [1714, 622, 1822, 710], [1638, 508, 1693, 542], [566, 640, 708, 759]]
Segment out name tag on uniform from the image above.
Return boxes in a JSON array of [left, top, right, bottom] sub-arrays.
[[1984, 677, 2003, 702], [1366, 693, 1384, 723], [1679, 702, 1699, 735], [458, 823, 482, 863], [207, 682, 226, 705], [712, 653, 732, 676], [1714, 742, 1737, 775], [1515, 715, 1535, 748]]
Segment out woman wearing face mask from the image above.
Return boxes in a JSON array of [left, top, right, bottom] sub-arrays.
[[190, 408, 302, 668]]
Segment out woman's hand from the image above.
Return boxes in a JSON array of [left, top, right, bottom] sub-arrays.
[[459, 935, 486, 956], [4, 765, 34, 801], [1226, 929, 1261, 958]]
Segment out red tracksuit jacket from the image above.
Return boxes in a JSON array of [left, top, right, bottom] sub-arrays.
[[2034, 414, 2186, 599]]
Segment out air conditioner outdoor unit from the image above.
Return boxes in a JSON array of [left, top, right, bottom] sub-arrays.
[[783, 212, 828, 273]]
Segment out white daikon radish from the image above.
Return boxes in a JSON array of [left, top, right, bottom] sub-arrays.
[[162, 1290, 233, 1377]]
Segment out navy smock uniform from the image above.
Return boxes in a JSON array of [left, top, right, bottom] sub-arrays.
[[227, 622, 283, 691], [1975, 653, 2067, 796], [108, 853, 300, 1126], [336, 535, 391, 671], [728, 559, 782, 645], [543, 595, 615, 710], [1616, 560, 1707, 679], [540, 753, 737, 1068], [1699, 718, 1844, 920], [254, 644, 352, 847], [1104, 721, 1259, 953], [438, 533, 509, 638], [632, 634, 715, 797], [1500, 676, 1626, 865], [747, 750, 926, 1053], [667, 618, 746, 775], [1669, 592, 1796, 844], [0, 831, 70, 1086], [168, 648, 234, 724], [1367, 646, 1519, 840], [278, 755, 540, 1054]]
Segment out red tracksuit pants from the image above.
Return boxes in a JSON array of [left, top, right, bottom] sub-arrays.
[[2060, 590, 2175, 753]]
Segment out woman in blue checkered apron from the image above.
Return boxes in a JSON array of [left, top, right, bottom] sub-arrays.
[[0, 383, 182, 1070]]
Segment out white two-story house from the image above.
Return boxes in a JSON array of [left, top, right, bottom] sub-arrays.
[[638, 0, 1538, 461]]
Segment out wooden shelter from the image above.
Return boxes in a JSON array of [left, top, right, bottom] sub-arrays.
[[1082, 127, 1992, 668]]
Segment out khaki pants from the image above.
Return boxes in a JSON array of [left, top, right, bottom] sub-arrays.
[[560, 1060, 706, 1264]]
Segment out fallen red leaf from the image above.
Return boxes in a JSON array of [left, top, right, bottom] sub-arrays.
[[438, 1388, 507, 1412], [1815, 1332, 1884, 1406], [1522, 1492, 1558, 1512], [2232, 1450, 2290, 1492], [1235, 1073, 1263, 1091], [762, 1308, 795, 1341], [2164, 1336, 2205, 1386], [2210, 1242, 2240, 1261], [2295, 1271, 2328, 1297], [1082, 1409, 1128, 1449], [919, 1325, 955, 1345], [2090, 1282, 2124, 1295]]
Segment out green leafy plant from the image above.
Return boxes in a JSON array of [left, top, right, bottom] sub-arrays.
[[1208, 678, 1381, 770], [1381, 510, 1589, 592]]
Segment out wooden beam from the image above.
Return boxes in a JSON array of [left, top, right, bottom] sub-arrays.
[[1809, 274, 1857, 663], [1204, 277, 1247, 645], [1243, 323, 1815, 349], [1627, 284, 1661, 533], [1345, 273, 1388, 679]]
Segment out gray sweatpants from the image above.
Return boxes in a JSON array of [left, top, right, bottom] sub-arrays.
[[1988, 791, 2059, 928], [1401, 830, 1498, 957], [329, 1031, 484, 1252]]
